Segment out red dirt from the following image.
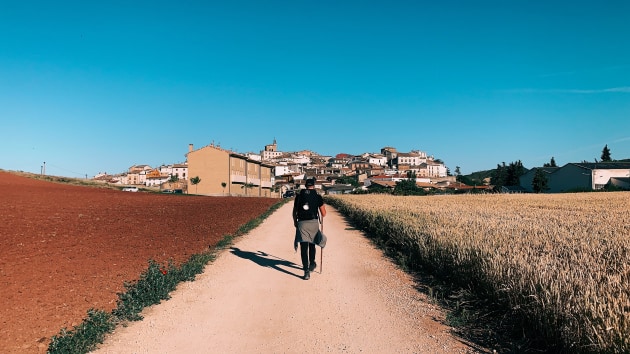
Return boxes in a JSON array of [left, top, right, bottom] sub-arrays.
[[0, 171, 278, 353]]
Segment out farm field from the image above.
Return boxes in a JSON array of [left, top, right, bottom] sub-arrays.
[[327, 193, 630, 353], [0, 171, 278, 353]]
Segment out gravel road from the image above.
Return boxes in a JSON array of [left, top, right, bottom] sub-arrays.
[[93, 202, 479, 353]]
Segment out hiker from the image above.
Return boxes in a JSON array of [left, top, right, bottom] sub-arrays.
[[293, 177, 326, 280]]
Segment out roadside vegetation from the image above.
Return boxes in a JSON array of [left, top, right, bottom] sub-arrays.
[[326, 193, 629, 353]]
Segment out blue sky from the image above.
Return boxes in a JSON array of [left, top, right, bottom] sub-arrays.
[[1, 1, 629, 177]]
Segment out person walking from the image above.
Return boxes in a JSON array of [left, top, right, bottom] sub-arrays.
[[293, 177, 326, 280]]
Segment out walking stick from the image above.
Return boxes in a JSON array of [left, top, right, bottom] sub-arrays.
[[320, 215, 324, 274]]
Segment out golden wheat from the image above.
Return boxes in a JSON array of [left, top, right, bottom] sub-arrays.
[[327, 192, 630, 353]]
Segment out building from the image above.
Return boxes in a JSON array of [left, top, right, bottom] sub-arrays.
[[145, 168, 170, 187], [519, 162, 630, 193], [159, 163, 188, 180], [366, 154, 388, 166], [426, 162, 448, 178], [261, 139, 284, 161], [395, 151, 426, 166], [380, 147, 398, 166], [186, 143, 275, 197]]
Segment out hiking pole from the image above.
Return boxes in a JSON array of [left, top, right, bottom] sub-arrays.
[[319, 215, 323, 274]]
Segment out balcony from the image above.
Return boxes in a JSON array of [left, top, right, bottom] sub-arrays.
[[231, 174, 246, 183]]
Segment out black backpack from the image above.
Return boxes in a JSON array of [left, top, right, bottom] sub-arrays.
[[296, 189, 320, 220]]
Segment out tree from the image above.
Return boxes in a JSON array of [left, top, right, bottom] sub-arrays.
[[491, 160, 526, 190], [271, 184, 281, 197], [601, 144, 612, 162], [506, 160, 525, 186], [241, 182, 255, 196], [457, 174, 476, 186], [532, 169, 549, 193], [168, 174, 179, 191], [336, 175, 359, 187], [543, 157, 557, 167], [190, 176, 201, 194], [491, 162, 506, 188], [393, 171, 424, 196], [221, 182, 227, 195]]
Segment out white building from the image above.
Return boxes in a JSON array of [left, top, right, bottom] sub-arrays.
[[159, 163, 188, 180], [427, 162, 448, 178], [274, 164, 292, 177], [366, 154, 388, 166]]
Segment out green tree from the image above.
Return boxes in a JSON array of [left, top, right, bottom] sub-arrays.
[[366, 184, 391, 194], [393, 171, 424, 196], [167, 174, 179, 192], [532, 169, 549, 193], [271, 184, 281, 197], [491, 160, 526, 190], [336, 175, 359, 187], [543, 157, 557, 167], [601, 144, 612, 162], [241, 182, 255, 196], [221, 182, 227, 195], [506, 160, 525, 186], [190, 176, 201, 194], [457, 174, 475, 186], [490, 162, 508, 189]]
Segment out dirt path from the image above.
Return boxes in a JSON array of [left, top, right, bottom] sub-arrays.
[[93, 202, 478, 353]]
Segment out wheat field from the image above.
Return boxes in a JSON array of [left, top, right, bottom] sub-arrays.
[[326, 192, 630, 353]]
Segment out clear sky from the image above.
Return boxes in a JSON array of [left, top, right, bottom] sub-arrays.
[[2, 1, 629, 178]]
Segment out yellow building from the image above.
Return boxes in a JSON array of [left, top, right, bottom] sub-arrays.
[[186, 143, 275, 197]]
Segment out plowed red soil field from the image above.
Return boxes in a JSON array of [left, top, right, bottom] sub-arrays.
[[0, 171, 278, 353]]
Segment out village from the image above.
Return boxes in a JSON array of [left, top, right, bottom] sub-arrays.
[[93, 139, 459, 197]]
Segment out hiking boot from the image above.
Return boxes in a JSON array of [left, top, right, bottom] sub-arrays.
[[309, 261, 317, 272], [304, 271, 310, 280]]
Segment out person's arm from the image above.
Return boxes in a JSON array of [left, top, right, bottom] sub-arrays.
[[319, 204, 327, 218], [318, 195, 326, 219], [292, 195, 299, 227]]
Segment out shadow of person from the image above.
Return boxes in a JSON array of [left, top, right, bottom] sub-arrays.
[[230, 247, 303, 279]]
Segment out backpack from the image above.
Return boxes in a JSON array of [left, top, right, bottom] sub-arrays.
[[296, 189, 320, 220]]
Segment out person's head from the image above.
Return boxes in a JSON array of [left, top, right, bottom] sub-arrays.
[[305, 178, 316, 189]]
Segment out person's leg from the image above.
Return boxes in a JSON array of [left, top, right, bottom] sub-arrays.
[[300, 242, 309, 270], [308, 243, 317, 271], [300, 242, 310, 279]]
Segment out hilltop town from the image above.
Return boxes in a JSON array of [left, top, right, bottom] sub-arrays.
[[93, 139, 455, 196]]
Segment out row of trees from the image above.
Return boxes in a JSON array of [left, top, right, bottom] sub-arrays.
[[490, 160, 526, 190]]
